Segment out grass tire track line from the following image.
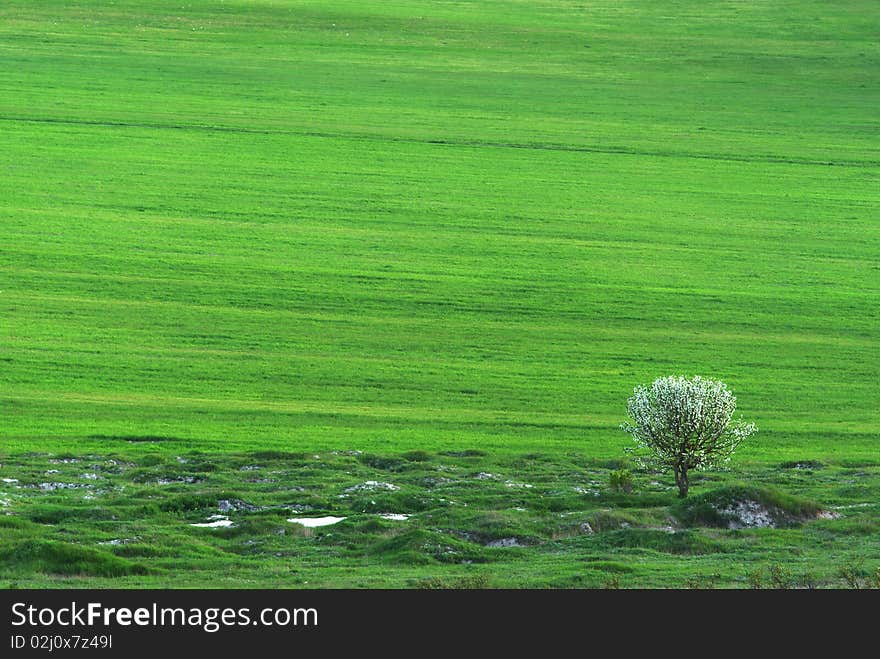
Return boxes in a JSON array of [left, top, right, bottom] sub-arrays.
[[2, 115, 876, 168]]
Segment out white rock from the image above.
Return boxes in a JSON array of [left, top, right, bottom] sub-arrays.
[[190, 516, 235, 528], [288, 516, 346, 527], [721, 501, 774, 529]]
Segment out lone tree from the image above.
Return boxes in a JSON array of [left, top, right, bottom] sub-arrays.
[[621, 375, 756, 498]]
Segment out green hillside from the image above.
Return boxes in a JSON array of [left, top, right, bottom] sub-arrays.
[[1, 1, 878, 588]]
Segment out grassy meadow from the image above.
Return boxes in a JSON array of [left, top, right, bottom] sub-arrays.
[[1, 0, 878, 587]]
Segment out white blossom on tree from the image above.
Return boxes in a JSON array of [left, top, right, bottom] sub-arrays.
[[620, 375, 757, 497]]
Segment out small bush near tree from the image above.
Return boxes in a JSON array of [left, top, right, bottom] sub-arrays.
[[608, 469, 634, 493]]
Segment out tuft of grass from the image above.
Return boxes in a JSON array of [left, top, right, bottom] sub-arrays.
[[413, 574, 490, 589]]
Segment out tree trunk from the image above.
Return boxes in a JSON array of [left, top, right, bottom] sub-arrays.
[[674, 465, 689, 498]]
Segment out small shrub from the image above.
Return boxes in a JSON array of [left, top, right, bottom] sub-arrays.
[[795, 572, 820, 590], [747, 564, 803, 589], [685, 574, 719, 589], [608, 469, 634, 494], [747, 568, 765, 589], [601, 575, 621, 589], [838, 563, 880, 589], [768, 564, 791, 589], [839, 560, 868, 589]]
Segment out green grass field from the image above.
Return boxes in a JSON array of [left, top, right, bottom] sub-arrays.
[[1, 0, 878, 588]]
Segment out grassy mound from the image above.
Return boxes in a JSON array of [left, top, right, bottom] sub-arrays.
[[593, 529, 724, 555], [366, 528, 491, 565], [1, 540, 149, 577], [674, 485, 824, 529]]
